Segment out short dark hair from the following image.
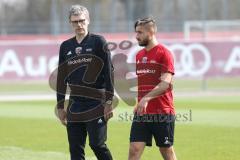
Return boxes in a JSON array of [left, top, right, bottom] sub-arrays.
[[134, 17, 157, 32]]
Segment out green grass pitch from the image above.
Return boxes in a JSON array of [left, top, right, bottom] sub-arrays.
[[0, 95, 240, 160]]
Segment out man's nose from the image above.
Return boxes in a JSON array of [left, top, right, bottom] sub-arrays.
[[136, 34, 140, 39], [77, 22, 83, 27]]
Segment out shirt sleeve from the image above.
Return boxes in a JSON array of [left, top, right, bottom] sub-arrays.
[[56, 43, 67, 108], [159, 47, 175, 75], [97, 36, 114, 101]]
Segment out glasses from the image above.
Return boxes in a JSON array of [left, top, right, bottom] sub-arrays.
[[70, 19, 86, 26]]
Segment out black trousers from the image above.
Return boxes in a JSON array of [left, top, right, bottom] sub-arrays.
[[66, 117, 113, 160]]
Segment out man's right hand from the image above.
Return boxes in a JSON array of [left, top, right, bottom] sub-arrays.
[[57, 108, 67, 126], [104, 103, 113, 121]]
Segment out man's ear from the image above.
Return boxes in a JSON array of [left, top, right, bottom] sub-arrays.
[[148, 30, 154, 37], [87, 18, 90, 25]]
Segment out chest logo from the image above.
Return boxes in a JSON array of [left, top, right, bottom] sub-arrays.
[[86, 48, 93, 52], [67, 51, 72, 56], [75, 47, 82, 56], [142, 57, 147, 63], [150, 60, 156, 63]]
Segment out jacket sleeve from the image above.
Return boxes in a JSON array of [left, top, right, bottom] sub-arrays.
[[97, 36, 114, 101], [56, 43, 67, 109]]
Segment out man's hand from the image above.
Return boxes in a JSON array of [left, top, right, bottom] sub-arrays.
[[104, 103, 113, 121], [134, 98, 149, 115], [57, 108, 67, 126]]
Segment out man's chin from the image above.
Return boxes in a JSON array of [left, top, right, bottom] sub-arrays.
[[138, 43, 147, 47], [76, 31, 85, 36]]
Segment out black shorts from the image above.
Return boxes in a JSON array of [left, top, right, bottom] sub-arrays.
[[130, 114, 175, 147]]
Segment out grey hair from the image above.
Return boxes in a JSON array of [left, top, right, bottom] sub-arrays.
[[68, 5, 89, 21]]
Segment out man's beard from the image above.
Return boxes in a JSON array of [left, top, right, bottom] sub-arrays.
[[138, 38, 149, 47]]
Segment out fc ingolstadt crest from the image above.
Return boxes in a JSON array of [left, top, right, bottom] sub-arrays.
[[75, 47, 82, 55]]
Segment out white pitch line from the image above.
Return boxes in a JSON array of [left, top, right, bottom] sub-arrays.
[[0, 90, 240, 102], [0, 94, 55, 101], [0, 146, 97, 160]]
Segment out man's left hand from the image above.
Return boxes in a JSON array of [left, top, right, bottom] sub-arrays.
[[134, 98, 148, 115]]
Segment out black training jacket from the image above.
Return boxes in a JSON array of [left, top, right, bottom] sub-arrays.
[[56, 33, 114, 108]]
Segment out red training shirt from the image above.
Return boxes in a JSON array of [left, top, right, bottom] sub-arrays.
[[136, 44, 175, 115]]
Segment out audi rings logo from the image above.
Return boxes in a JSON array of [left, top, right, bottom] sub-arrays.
[[170, 43, 211, 77], [127, 43, 211, 77]]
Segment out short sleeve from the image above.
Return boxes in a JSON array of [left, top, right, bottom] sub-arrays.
[[158, 47, 174, 75]]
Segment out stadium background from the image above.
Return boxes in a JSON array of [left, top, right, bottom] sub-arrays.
[[0, 0, 240, 160]]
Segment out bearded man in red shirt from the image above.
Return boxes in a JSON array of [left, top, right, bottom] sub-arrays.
[[128, 17, 177, 160]]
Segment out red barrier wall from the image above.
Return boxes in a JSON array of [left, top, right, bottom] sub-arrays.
[[0, 35, 239, 80]]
